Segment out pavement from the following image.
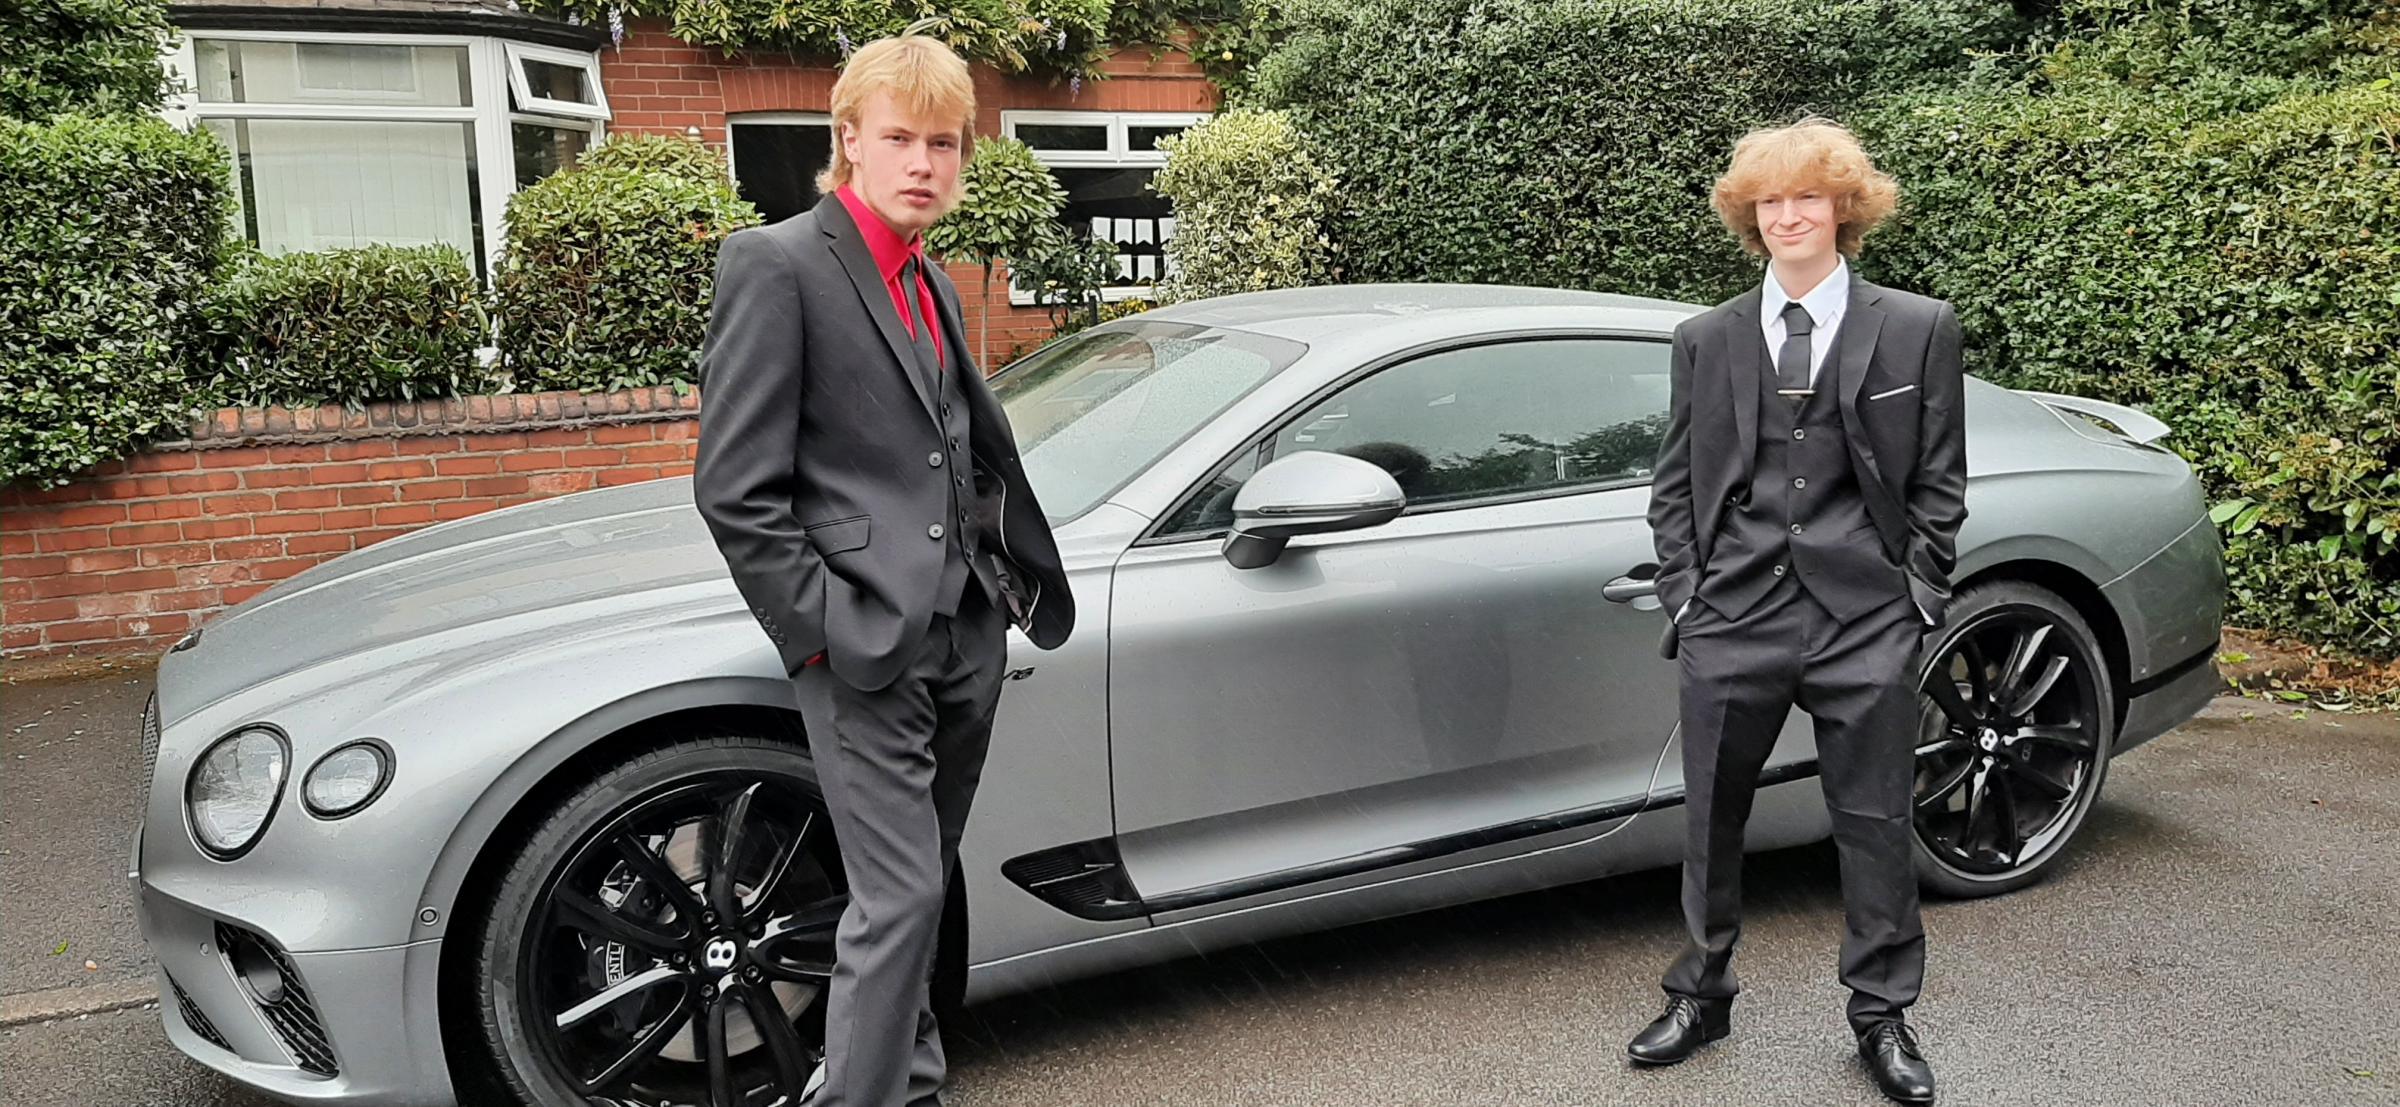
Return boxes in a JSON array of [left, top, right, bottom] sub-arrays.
[[3, 672, 2396, 1106]]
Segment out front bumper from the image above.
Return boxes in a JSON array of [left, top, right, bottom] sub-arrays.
[[136, 856, 454, 1106]]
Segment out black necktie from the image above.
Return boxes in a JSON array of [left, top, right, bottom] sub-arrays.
[[1776, 300, 1814, 398]]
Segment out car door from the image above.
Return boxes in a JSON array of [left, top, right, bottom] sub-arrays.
[[1106, 334, 1684, 913]]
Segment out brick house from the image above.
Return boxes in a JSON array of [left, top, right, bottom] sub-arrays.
[[165, 0, 1223, 360]]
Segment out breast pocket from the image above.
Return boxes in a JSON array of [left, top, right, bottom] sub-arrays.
[[1866, 383, 1919, 403]]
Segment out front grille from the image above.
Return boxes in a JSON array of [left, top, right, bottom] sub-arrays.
[[213, 922, 339, 1076], [137, 691, 160, 787], [167, 974, 232, 1052]]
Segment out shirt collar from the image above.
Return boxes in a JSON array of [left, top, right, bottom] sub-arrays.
[[1763, 258, 1850, 327], [836, 185, 923, 281]]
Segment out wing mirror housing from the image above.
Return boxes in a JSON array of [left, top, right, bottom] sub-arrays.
[[1221, 450, 1406, 569]]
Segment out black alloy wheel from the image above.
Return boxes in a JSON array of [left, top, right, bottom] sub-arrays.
[[473, 735, 846, 1107], [1909, 581, 2116, 898]]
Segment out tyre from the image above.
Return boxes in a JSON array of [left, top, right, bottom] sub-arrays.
[[468, 733, 848, 1107], [1909, 580, 2116, 899]]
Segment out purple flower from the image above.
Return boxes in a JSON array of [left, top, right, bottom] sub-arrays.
[[608, 6, 624, 45], [836, 27, 854, 56], [1069, 74, 1083, 98]]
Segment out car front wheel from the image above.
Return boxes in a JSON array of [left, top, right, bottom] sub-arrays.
[[469, 734, 846, 1107]]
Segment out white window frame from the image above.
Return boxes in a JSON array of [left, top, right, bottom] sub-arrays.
[[503, 40, 610, 122], [166, 29, 609, 280], [1000, 110, 1206, 305]]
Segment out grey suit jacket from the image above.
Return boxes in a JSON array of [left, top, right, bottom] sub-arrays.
[[694, 196, 1074, 691], [1648, 277, 1969, 656]]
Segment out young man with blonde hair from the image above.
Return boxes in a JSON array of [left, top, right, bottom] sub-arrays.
[[695, 34, 1073, 1107], [1633, 117, 1965, 1103]]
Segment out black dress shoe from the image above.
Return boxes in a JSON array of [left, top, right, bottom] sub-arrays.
[[1857, 1021, 1936, 1103], [1626, 994, 1731, 1065]]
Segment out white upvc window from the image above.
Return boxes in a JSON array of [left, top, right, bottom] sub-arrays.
[[1002, 110, 1208, 305], [166, 31, 610, 281], [725, 112, 835, 227]]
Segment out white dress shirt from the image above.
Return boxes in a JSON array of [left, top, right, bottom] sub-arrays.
[[1761, 259, 1850, 386]]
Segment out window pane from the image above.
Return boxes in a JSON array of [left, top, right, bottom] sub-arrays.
[[729, 122, 832, 225], [513, 121, 591, 188], [1015, 123, 1109, 151], [994, 322, 1306, 523], [1051, 167, 1170, 289], [1270, 340, 1674, 507], [1128, 125, 1188, 153], [194, 39, 470, 107], [214, 118, 482, 269], [521, 57, 595, 104]]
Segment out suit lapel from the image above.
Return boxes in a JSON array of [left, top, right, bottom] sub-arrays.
[[1729, 288, 1763, 486], [1837, 280, 1889, 489], [817, 197, 941, 426]]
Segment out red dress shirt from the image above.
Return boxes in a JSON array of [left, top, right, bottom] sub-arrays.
[[836, 185, 943, 369]]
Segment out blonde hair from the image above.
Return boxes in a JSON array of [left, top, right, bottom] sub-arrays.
[[818, 36, 978, 193], [1711, 116, 1898, 258]]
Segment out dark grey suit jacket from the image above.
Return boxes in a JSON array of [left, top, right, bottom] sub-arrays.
[[694, 196, 1074, 691], [1648, 277, 1968, 655]]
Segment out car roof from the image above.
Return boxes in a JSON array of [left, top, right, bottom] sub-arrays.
[[1134, 283, 1706, 347]]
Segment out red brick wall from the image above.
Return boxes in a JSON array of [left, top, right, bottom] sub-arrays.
[[1, 388, 702, 663], [601, 20, 1218, 363]]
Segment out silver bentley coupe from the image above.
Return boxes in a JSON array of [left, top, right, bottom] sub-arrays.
[[134, 285, 2224, 1106]]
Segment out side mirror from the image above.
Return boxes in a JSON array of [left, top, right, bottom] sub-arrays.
[[1221, 450, 1406, 569]]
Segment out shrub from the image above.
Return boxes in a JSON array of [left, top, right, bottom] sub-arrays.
[[1862, 76, 2400, 652], [574, 130, 733, 180], [926, 135, 1067, 368], [524, 0, 1116, 78], [0, 0, 173, 120], [495, 135, 760, 392], [1247, 0, 2010, 304], [0, 113, 231, 487], [1150, 108, 1338, 303], [206, 246, 493, 407]]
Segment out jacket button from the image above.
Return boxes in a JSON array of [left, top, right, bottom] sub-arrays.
[[1790, 523, 1804, 534], [1773, 564, 1788, 576], [928, 523, 945, 540], [1793, 477, 1807, 489], [1794, 429, 1806, 440], [929, 452, 944, 468]]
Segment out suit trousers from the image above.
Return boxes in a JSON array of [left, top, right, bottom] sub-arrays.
[[1661, 574, 1927, 1033], [790, 585, 1007, 1107]]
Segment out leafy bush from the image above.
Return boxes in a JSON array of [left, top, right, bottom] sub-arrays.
[[1247, 0, 2009, 304], [1151, 108, 1338, 302], [206, 246, 493, 407], [0, 0, 173, 120], [1, 113, 231, 487], [495, 135, 759, 392], [1863, 74, 2400, 651], [575, 130, 733, 179], [927, 135, 1067, 366], [525, 0, 1117, 77]]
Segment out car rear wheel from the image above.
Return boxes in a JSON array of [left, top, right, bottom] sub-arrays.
[[1910, 581, 2116, 898], [470, 734, 847, 1107]]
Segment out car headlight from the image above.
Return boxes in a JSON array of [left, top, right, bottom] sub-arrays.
[[186, 726, 288, 858], [303, 740, 392, 818]]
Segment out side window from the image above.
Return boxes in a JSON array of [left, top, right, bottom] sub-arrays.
[[1154, 337, 1672, 538]]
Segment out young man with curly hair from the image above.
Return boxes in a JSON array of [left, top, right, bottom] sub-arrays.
[[1632, 117, 1966, 1104]]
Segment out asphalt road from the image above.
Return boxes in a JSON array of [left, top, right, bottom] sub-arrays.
[[4, 677, 2396, 1106]]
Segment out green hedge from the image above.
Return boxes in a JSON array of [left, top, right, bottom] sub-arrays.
[[495, 135, 760, 392], [206, 246, 493, 407], [0, 0, 173, 120], [1, 114, 231, 487], [1863, 76, 2400, 652], [525, 0, 1116, 77], [1151, 108, 1338, 302], [1247, 0, 2016, 304]]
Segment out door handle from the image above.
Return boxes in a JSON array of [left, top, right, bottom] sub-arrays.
[[1603, 575, 1660, 608]]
